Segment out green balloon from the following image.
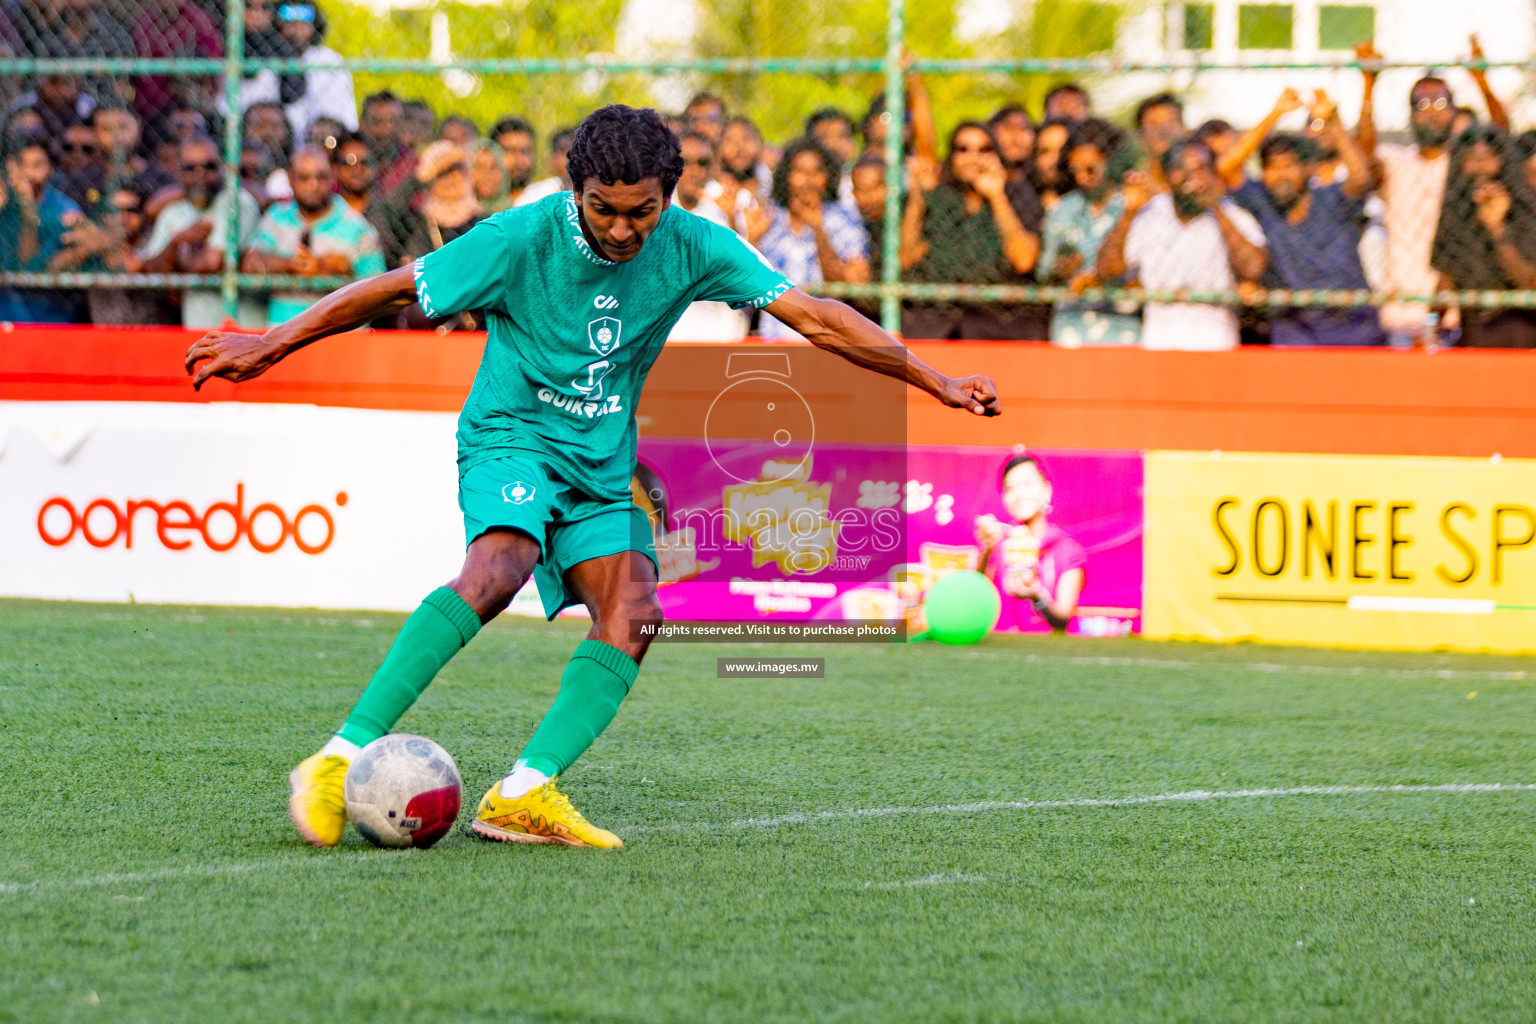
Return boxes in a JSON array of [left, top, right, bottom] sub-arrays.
[[923, 569, 1001, 645]]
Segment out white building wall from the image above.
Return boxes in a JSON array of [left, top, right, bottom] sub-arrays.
[[1105, 0, 1535, 134]]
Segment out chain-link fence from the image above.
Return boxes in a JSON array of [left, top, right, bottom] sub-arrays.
[[2, 0, 1535, 346]]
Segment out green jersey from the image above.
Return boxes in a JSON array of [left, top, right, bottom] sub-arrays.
[[413, 193, 794, 501]]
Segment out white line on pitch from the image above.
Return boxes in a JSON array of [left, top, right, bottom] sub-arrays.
[[0, 853, 360, 897], [6, 783, 1534, 895], [862, 873, 988, 890], [628, 782, 1536, 834]]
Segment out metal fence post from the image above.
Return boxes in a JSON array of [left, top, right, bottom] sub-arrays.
[[879, 0, 905, 336], [222, 0, 246, 324]]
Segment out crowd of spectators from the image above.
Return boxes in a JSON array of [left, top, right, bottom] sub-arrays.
[[2, 9, 1534, 348]]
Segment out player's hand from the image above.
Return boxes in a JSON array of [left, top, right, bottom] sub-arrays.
[[1053, 250, 1084, 281], [789, 194, 823, 231], [1469, 33, 1487, 70], [184, 330, 284, 390], [974, 514, 1007, 548], [1001, 574, 1033, 600], [1272, 87, 1305, 119], [939, 373, 1000, 416], [290, 245, 319, 275], [906, 154, 940, 193], [1308, 89, 1339, 135], [62, 216, 109, 255], [7, 159, 34, 203], [973, 155, 1008, 201], [176, 219, 215, 248], [1474, 181, 1510, 233], [1355, 40, 1383, 77], [1121, 170, 1154, 213], [1195, 175, 1226, 211], [742, 198, 772, 244], [318, 252, 353, 275]]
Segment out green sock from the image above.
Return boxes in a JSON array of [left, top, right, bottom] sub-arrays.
[[336, 586, 481, 747], [517, 639, 638, 777]]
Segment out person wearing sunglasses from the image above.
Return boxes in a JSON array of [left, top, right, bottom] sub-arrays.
[[276, 2, 358, 144], [140, 136, 266, 328], [1357, 41, 1462, 346], [331, 132, 404, 273], [1039, 117, 1142, 348], [243, 146, 385, 325], [900, 121, 1048, 340], [55, 184, 180, 326], [57, 122, 99, 180]]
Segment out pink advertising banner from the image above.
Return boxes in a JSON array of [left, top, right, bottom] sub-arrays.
[[635, 438, 1143, 636]]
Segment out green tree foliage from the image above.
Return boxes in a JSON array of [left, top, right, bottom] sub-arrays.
[[321, 0, 1125, 155], [325, 0, 648, 146]]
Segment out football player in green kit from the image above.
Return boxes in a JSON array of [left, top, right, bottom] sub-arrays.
[[186, 105, 1001, 850]]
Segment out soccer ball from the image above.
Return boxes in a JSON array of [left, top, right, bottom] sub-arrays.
[[344, 734, 463, 849]]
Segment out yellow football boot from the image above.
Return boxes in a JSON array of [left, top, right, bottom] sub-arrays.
[[471, 778, 623, 849], [288, 751, 350, 848]]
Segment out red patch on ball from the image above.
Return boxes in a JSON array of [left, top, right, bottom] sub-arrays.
[[404, 785, 462, 849]]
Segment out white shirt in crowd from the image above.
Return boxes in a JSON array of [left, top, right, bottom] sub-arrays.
[[284, 45, 358, 142], [667, 198, 750, 342], [1375, 142, 1449, 335], [141, 189, 266, 329], [1123, 193, 1267, 351], [514, 177, 565, 207]]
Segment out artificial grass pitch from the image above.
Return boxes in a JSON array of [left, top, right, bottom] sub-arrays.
[[2, 598, 1534, 1023]]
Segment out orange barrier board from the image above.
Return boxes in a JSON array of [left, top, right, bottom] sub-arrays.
[[3, 326, 1535, 457]]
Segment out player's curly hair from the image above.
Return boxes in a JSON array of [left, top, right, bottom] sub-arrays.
[[565, 104, 683, 198]]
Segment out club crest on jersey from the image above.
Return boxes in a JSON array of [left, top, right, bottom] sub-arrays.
[[502, 481, 537, 505], [588, 316, 622, 356]]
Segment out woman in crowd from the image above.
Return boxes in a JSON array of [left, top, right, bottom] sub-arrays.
[[1431, 124, 1536, 348], [468, 138, 515, 213], [393, 140, 484, 330], [749, 135, 869, 339], [1031, 117, 1072, 211], [1039, 117, 1141, 347], [974, 454, 1086, 632], [900, 121, 1046, 339]]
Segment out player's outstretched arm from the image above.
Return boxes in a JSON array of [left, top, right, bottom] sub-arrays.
[[763, 288, 1002, 416], [184, 265, 420, 390]]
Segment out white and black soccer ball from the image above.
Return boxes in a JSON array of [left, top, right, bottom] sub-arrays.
[[344, 734, 463, 849]]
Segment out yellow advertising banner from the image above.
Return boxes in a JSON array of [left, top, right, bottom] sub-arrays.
[[1145, 450, 1536, 653]]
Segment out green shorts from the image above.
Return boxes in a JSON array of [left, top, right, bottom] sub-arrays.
[[459, 453, 658, 620]]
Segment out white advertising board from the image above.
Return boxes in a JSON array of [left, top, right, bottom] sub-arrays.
[[0, 401, 547, 612]]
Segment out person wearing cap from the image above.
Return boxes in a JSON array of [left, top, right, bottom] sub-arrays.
[[277, 2, 357, 143]]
